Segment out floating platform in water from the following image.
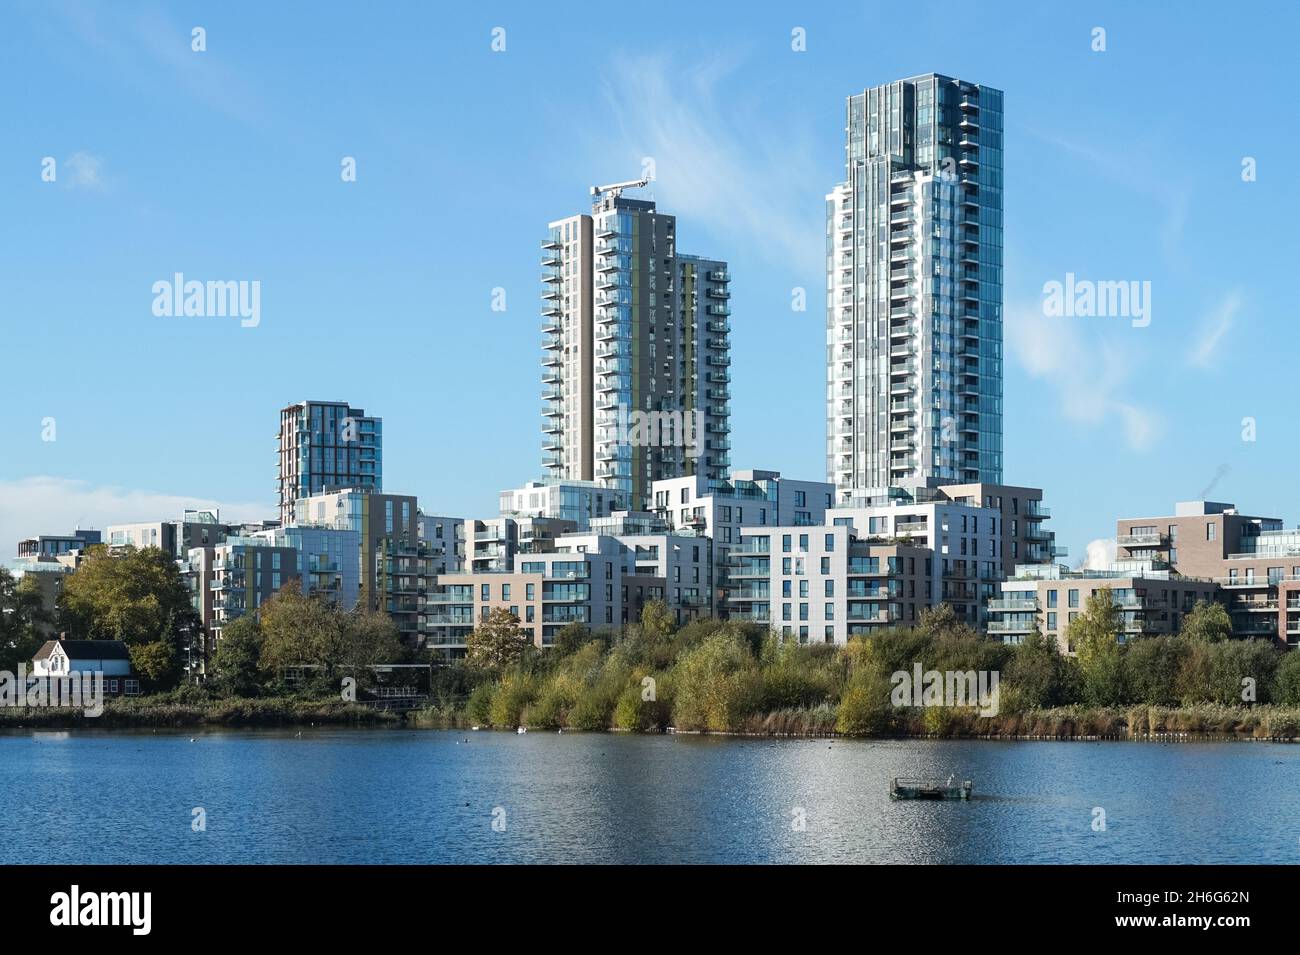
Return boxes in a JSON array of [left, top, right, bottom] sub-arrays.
[[890, 777, 972, 800]]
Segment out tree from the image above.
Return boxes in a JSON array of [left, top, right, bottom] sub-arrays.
[[1123, 635, 1185, 706], [466, 607, 529, 672], [1274, 650, 1300, 706], [1004, 631, 1071, 710], [58, 545, 198, 647], [1179, 600, 1233, 644], [552, 622, 594, 657], [639, 600, 676, 643], [209, 615, 264, 697], [670, 631, 761, 732], [1207, 638, 1278, 704], [57, 544, 199, 685], [1071, 589, 1127, 706], [130, 640, 179, 688], [259, 580, 403, 683], [0, 569, 49, 673], [836, 671, 893, 735]]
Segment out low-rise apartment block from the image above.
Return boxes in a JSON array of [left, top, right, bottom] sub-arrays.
[[560, 511, 712, 621], [727, 523, 933, 642], [427, 541, 666, 660], [105, 511, 277, 560], [650, 469, 834, 616], [498, 479, 621, 530], [1115, 500, 1300, 646], [987, 563, 1220, 653], [464, 516, 578, 573]]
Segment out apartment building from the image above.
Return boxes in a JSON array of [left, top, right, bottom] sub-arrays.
[[187, 536, 300, 650], [835, 482, 1059, 573], [498, 479, 620, 530], [247, 525, 361, 609], [427, 542, 666, 660], [727, 523, 934, 642], [278, 400, 382, 524], [827, 73, 1004, 492], [987, 563, 1220, 653], [292, 488, 430, 646], [560, 512, 713, 622], [542, 182, 731, 510], [17, 528, 101, 561], [1115, 501, 1300, 646], [418, 513, 464, 574], [649, 469, 834, 617], [105, 511, 278, 560], [463, 516, 578, 574]]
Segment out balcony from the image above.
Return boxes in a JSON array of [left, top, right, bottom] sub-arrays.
[[988, 620, 1035, 634], [1117, 531, 1167, 548], [987, 598, 1038, 612]]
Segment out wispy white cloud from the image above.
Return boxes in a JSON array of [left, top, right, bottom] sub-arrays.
[[0, 477, 271, 554], [62, 151, 105, 190], [43, 1, 265, 126], [593, 52, 823, 279], [1007, 300, 1161, 450], [1019, 124, 1191, 263], [1187, 290, 1242, 368]]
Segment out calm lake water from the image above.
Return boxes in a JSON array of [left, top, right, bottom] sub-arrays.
[[4, 728, 1298, 864]]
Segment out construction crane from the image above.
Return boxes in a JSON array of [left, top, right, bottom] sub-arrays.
[[589, 176, 651, 200]]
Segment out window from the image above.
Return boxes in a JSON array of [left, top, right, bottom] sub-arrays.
[[1068, 589, 1079, 608], [1207, 523, 1216, 542], [1047, 612, 1057, 631], [824, 580, 834, 597], [502, 584, 511, 600], [1047, 589, 1058, 608], [782, 534, 792, 553], [824, 602, 834, 620], [825, 534, 835, 552]]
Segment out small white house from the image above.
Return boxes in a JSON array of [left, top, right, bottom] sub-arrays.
[[31, 639, 138, 696]]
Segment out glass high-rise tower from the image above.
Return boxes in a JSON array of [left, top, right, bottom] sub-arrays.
[[826, 74, 1003, 498], [542, 186, 732, 510]]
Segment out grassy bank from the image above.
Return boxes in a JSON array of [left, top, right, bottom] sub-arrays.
[[0, 695, 399, 729], [5, 696, 1298, 740], [411, 700, 1300, 741]]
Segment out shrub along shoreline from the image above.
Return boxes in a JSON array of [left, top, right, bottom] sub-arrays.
[[4, 696, 1299, 741], [11, 596, 1300, 741], [409, 701, 1300, 741], [0, 695, 399, 729]]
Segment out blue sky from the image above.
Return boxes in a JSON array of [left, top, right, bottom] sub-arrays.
[[2, 0, 1296, 565]]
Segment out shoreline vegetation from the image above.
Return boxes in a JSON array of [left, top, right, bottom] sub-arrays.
[[10, 593, 1300, 742], [4, 697, 1300, 742], [6, 553, 1300, 742]]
